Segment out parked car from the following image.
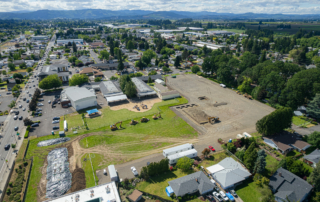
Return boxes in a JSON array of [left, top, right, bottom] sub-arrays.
[[15, 111, 19, 115], [4, 144, 10, 150], [131, 167, 138, 176], [14, 116, 18, 120], [36, 108, 42, 112], [23, 108, 26, 111], [206, 194, 216, 202], [14, 126, 18, 131], [23, 97, 26, 101], [38, 98, 44, 101], [230, 190, 237, 197], [209, 145, 215, 152], [19, 105, 22, 108], [219, 191, 228, 201], [52, 120, 59, 124], [31, 123, 39, 127], [212, 192, 223, 202], [53, 117, 60, 120], [26, 100, 29, 103], [37, 103, 44, 106], [52, 126, 59, 130], [19, 116, 23, 120], [225, 192, 235, 201], [48, 100, 51, 104]]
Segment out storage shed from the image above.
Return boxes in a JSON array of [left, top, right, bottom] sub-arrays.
[[167, 149, 197, 165], [108, 165, 118, 181], [163, 143, 193, 157]]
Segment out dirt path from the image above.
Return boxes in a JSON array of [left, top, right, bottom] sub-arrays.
[[110, 98, 162, 112]]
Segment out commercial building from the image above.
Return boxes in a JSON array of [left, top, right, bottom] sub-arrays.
[[38, 63, 69, 82], [184, 32, 208, 37], [154, 83, 180, 100], [31, 35, 49, 41], [178, 27, 204, 31], [193, 41, 225, 50], [131, 77, 157, 98], [269, 168, 312, 202], [45, 181, 121, 202], [206, 157, 251, 189], [61, 87, 97, 111], [99, 81, 128, 104], [73, 28, 95, 32], [207, 30, 235, 35], [56, 39, 84, 45]]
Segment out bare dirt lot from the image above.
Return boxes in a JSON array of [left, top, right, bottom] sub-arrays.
[[110, 97, 162, 112], [167, 74, 274, 141]]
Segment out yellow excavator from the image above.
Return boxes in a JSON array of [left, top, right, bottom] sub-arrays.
[[110, 121, 122, 131], [130, 119, 138, 125], [152, 112, 161, 120], [236, 91, 242, 95], [208, 117, 219, 124], [141, 117, 149, 123], [243, 93, 252, 99]]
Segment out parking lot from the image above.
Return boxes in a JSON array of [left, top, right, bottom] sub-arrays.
[[166, 74, 274, 142], [29, 90, 75, 137], [0, 93, 14, 113]]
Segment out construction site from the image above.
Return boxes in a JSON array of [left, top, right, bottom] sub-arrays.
[[167, 74, 274, 139]]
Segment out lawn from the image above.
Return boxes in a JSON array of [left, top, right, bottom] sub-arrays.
[[199, 151, 229, 168], [264, 155, 279, 177], [235, 179, 264, 202], [81, 153, 105, 188], [136, 169, 194, 201], [287, 150, 301, 157], [207, 28, 245, 34]]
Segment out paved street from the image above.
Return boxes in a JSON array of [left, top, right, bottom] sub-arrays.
[[90, 49, 101, 64], [0, 34, 56, 198]]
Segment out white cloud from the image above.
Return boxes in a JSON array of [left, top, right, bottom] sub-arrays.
[[0, 0, 320, 14]]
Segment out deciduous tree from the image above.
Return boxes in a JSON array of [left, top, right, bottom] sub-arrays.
[[177, 156, 194, 172]]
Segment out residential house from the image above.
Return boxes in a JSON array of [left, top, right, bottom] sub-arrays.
[[263, 133, 311, 154], [25, 60, 35, 67], [303, 148, 320, 168], [13, 60, 25, 66], [89, 61, 129, 71], [269, 167, 313, 202], [206, 157, 251, 189], [90, 42, 105, 49], [306, 65, 316, 70], [127, 190, 143, 202], [168, 171, 214, 197], [79, 67, 104, 79]]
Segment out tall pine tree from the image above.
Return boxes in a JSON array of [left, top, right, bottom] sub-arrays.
[[243, 142, 258, 172]]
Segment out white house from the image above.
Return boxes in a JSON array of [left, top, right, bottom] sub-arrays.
[[50, 55, 57, 60], [206, 157, 251, 189]]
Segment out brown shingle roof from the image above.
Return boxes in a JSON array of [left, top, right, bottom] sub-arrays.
[[80, 67, 101, 74], [128, 190, 143, 202], [264, 133, 310, 151]]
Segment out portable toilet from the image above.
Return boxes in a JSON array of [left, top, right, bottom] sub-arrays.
[[228, 139, 232, 143], [51, 131, 54, 135]]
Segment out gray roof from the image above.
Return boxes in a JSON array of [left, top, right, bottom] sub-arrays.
[[209, 157, 251, 188], [99, 81, 125, 98], [39, 63, 68, 76], [269, 168, 312, 202], [138, 74, 162, 82], [304, 148, 320, 165], [131, 77, 157, 97], [63, 87, 96, 102], [168, 171, 214, 197], [0, 115, 8, 123]]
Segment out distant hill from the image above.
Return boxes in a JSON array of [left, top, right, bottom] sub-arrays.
[[0, 9, 320, 20]]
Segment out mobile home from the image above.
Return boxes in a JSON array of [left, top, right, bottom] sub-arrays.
[[108, 165, 118, 181], [167, 149, 197, 165], [163, 143, 193, 157], [64, 120, 68, 131]]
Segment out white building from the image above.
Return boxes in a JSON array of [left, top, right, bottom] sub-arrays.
[[131, 77, 157, 98], [178, 27, 204, 31], [45, 181, 121, 202], [193, 41, 226, 50], [99, 81, 128, 104], [61, 87, 97, 111], [57, 39, 84, 45], [31, 35, 49, 41], [49, 55, 57, 60]]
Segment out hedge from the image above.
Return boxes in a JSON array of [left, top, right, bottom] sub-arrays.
[[24, 127, 30, 139]]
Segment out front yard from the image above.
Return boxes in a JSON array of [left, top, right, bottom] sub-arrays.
[[235, 179, 264, 202]]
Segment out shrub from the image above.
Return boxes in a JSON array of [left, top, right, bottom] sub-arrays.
[[6, 188, 11, 195], [18, 165, 22, 169], [11, 144, 16, 148], [169, 166, 173, 171], [9, 182, 13, 187], [24, 130, 29, 139], [23, 162, 28, 166]]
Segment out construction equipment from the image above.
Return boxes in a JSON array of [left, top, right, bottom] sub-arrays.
[[110, 121, 122, 131], [141, 104, 148, 109], [243, 93, 252, 99], [208, 117, 219, 124], [130, 119, 138, 125], [236, 91, 242, 95], [152, 112, 162, 120], [141, 117, 149, 123]]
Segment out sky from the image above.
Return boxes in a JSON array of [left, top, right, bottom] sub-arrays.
[[1, 0, 320, 14]]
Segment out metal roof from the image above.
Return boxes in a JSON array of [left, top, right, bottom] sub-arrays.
[[167, 149, 197, 160], [131, 77, 157, 97], [63, 87, 96, 102], [108, 165, 117, 179], [163, 143, 193, 155]]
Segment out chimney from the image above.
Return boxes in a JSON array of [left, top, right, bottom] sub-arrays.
[[279, 172, 282, 177]]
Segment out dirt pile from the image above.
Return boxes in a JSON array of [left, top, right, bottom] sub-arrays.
[[71, 168, 86, 192]]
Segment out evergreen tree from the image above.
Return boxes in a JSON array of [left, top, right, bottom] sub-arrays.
[[243, 142, 258, 172], [254, 150, 267, 174], [126, 40, 134, 52], [72, 42, 77, 53], [174, 56, 181, 68], [308, 161, 320, 191], [148, 76, 152, 84], [259, 50, 266, 63], [307, 94, 320, 119], [117, 51, 124, 72], [109, 37, 114, 56]]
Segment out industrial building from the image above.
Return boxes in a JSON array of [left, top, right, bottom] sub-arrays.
[[207, 30, 235, 35], [31, 35, 49, 41], [38, 63, 69, 82], [131, 77, 157, 98], [61, 87, 97, 111], [45, 181, 121, 202], [183, 32, 208, 37], [99, 81, 128, 104], [178, 27, 204, 31], [193, 41, 226, 50], [56, 39, 84, 45]]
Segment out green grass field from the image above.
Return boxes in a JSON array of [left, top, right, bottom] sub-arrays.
[[264, 155, 279, 177], [235, 179, 264, 202], [207, 28, 245, 34], [25, 97, 198, 201], [292, 116, 308, 126]]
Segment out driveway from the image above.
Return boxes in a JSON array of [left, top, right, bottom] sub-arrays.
[[90, 49, 101, 64], [292, 124, 320, 136]]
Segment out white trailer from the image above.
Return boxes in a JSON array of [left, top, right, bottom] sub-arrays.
[[163, 143, 193, 157], [243, 132, 252, 138], [64, 120, 68, 131], [167, 149, 198, 165], [108, 165, 118, 181]]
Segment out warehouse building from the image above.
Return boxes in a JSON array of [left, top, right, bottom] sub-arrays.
[[56, 39, 84, 45], [61, 87, 97, 111], [131, 77, 157, 98], [99, 81, 128, 104], [31, 35, 49, 41]]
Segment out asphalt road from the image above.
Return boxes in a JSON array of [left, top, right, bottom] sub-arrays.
[[0, 34, 56, 181], [90, 49, 101, 64]]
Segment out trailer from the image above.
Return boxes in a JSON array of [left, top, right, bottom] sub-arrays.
[[243, 132, 252, 138], [108, 165, 118, 181], [163, 143, 193, 157], [167, 149, 197, 165], [64, 120, 68, 132]]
